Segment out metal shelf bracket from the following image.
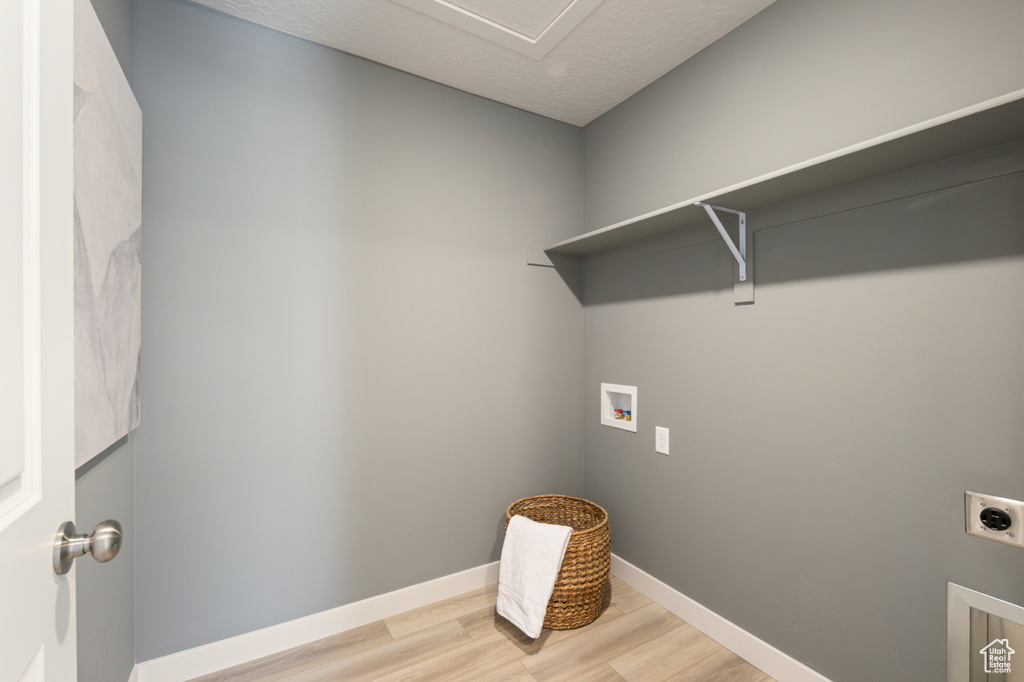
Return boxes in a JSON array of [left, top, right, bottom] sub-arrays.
[[695, 202, 747, 281]]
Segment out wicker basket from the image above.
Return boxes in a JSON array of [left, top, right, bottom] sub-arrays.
[[504, 494, 611, 630]]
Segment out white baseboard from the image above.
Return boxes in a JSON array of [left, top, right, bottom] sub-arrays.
[[132, 554, 830, 682], [133, 561, 500, 682], [610, 554, 832, 682]]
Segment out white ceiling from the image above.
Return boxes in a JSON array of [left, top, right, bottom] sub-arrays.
[[436, 0, 576, 40], [188, 0, 776, 127]]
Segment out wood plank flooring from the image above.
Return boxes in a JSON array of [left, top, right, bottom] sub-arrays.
[[188, 576, 776, 682]]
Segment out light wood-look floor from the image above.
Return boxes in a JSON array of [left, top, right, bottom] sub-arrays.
[[189, 575, 776, 681]]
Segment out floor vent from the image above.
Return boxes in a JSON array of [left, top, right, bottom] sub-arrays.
[[948, 583, 1024, 681]]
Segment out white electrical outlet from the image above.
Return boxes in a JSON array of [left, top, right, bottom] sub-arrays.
[[655, 426, 669, 455], [965, 491, 1024, 548]]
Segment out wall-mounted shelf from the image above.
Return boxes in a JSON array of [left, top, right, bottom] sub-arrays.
[[543, 91, 1024, 258]]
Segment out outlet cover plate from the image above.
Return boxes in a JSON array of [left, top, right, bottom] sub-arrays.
[[655, 426, 669, 455], [965, 491, 1024, 548]]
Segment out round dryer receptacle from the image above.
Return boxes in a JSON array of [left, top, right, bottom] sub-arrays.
[[980, 507, 1012, 532]]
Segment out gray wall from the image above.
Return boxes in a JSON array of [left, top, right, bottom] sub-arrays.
[[75, 437, 136, 682], [582, 144, 1024, 682], [87, 0, 134, 87], [579, 2, 1024, 680], [132, 0, 583, 662], [77, 3, 137, 682], [582, 0, 1024, 231]]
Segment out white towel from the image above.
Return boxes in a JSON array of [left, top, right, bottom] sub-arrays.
[[496, 514, 572, 638]]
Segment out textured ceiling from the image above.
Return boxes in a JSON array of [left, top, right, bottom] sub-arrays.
[[188, 0, 776, 127]]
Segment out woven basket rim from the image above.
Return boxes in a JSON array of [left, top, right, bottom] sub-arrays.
[[506, 493, 608, 536]]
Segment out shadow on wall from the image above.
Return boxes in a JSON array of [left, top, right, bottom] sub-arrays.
[[583, 148, 1024, 306], [75, 434, 130, 480], [545, 253, 584, 304], [490, 513, 507, 562]]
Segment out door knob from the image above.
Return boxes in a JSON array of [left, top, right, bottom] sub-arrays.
[[53, 520, 122, 575]]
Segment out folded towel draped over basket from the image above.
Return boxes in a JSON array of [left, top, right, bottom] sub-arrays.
[[496, 514, 573, 638]]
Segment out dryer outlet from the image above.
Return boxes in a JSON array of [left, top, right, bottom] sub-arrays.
[[965, 491, 1024, 548]]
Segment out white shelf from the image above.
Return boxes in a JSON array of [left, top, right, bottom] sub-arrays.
[[545, 91, 1024, 257]]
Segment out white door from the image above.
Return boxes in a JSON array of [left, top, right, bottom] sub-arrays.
[[0, 2, 77, 681]]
